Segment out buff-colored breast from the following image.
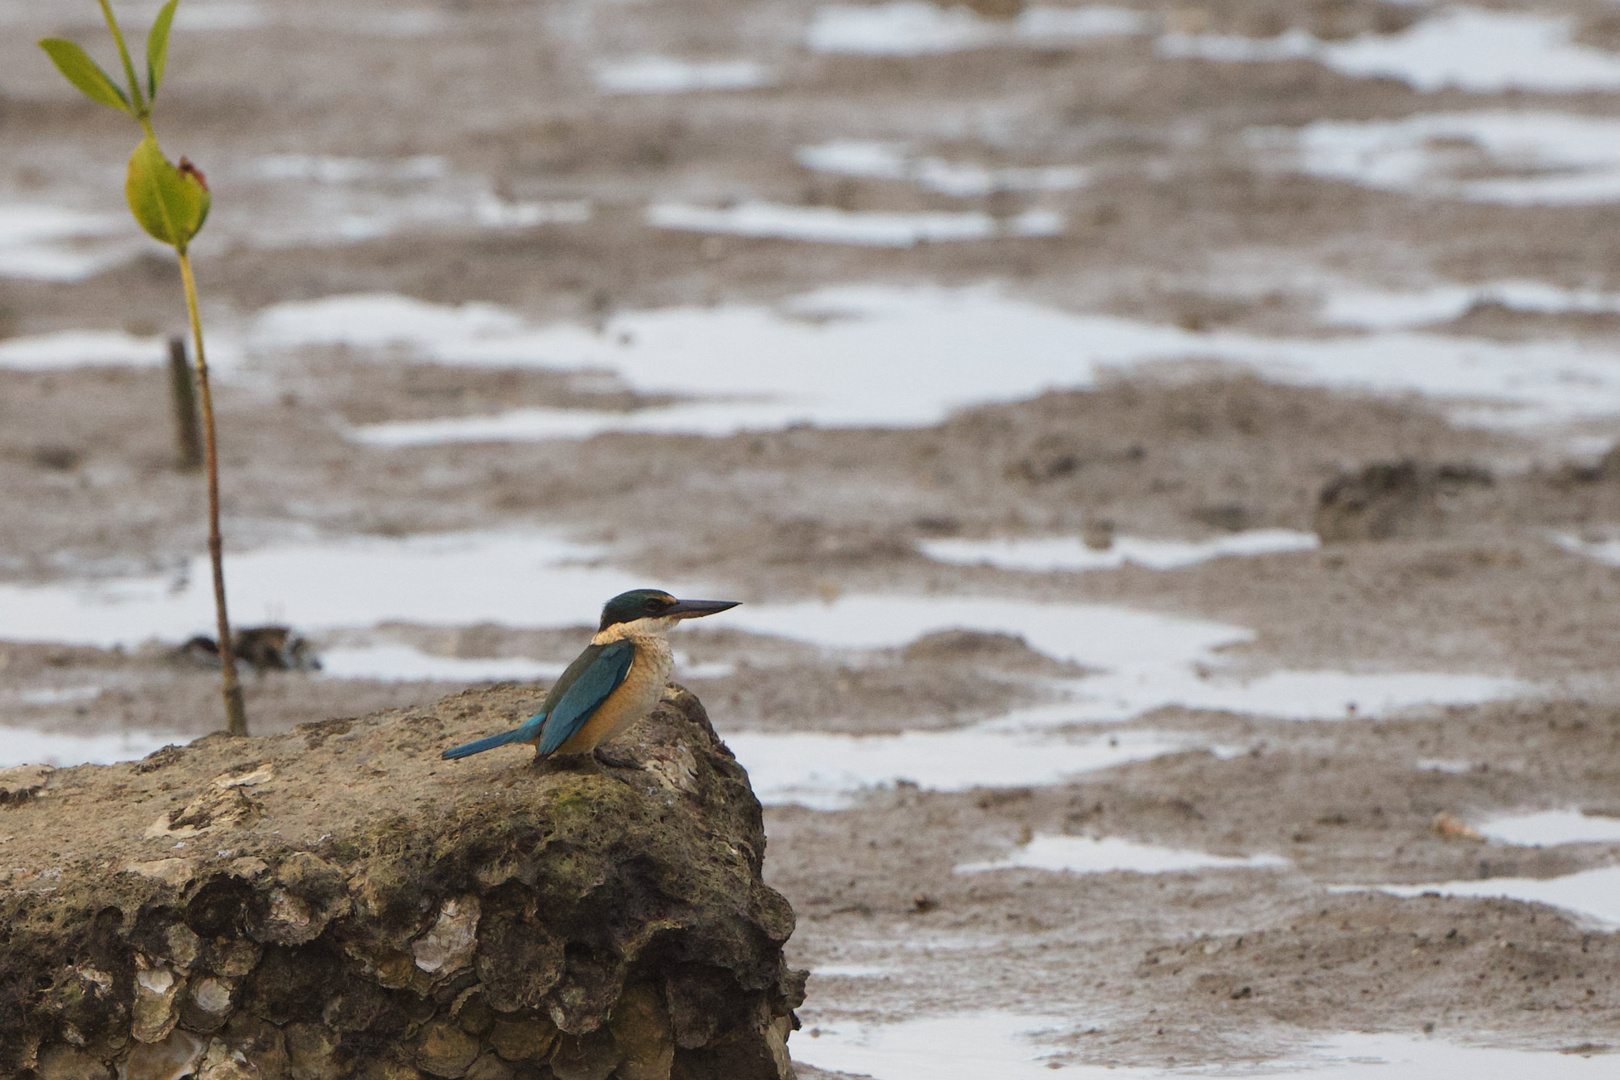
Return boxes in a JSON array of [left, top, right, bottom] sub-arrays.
[[553, 631, 673, 755]]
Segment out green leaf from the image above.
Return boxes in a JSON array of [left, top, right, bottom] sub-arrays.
[[38, 38, 132, 114], [125, 137, 210, 251], [146, 0, 180, 100]]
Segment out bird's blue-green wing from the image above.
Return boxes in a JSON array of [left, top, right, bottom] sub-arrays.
[[535, 639, 636, 755]]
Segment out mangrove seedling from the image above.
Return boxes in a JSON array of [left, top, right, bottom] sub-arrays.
[[40, 0, 249, 735]]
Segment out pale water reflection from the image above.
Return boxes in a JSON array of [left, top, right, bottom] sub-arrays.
[[1475, 810, 1620, 848], [317, 645, 566, 683], [726, 728, 1192, 810], [594, 56, 774, 94], [1161, 9, 1620, 94], [260, 285, 1620, 440], [796, 141, 1088, 198], [920, 530, 1319, 572], [0, 330, 167, 370], [1349, 866, 1620, 929], [955, 834, 1288, 875], [0, 532, 639, 648], [1253, 112, 1620, 206], [1322, 279, 1620, 331], [0, 535, 1528, 788], [0, 204, 137, 282], [794, 1015, 1620, 1079], [645, 202, 1064, 246], [806, 2, 1146, 56], [0, 727, 185, 770]]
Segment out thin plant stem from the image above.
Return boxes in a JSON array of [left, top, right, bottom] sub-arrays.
[[177, 251, 248, 736], [94, 0, 147, 116]]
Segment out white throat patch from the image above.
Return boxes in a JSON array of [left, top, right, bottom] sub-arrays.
[[594, 614, 679, 644]]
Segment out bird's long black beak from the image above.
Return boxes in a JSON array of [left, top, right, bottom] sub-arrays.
[[666, 598, 740, 619]]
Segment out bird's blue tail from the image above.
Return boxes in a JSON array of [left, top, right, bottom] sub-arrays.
[[442, 726, 529, 760]]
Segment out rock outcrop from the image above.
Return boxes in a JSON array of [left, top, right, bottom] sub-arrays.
[[0, 685, 803, 1080]]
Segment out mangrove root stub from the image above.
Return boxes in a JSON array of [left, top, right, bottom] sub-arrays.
[[0, 685, 805, 1080], [166, 334, 203, 472]]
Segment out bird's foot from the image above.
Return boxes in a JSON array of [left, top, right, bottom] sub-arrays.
[[535, 750, 607, 776], [593, 746, 640, 771]]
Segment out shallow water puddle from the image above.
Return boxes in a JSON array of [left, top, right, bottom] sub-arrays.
[[0, 532, 640, 648], [253, 293, 529, 352], [348, 406, 763, 445], [726, 728, 1190, 810], [1475, 810, 1620, 847], [1161, 9, 1620, 94], [0, 727, 185, 770], [594, 56, 774, 94], [316, 643, 733, 682], [1320, 10, 1620, 94], [1279, 1035, 1620, 1078], [794, 1011, 1069, 1079], [806, 2, 1146, 56], [920, 529, 1319, 572], [956, 834, 1288, 875], [796, 141, 1087, 198], [645, 202, 1064, 246], [226, 187, 589, 248], [810, 962, 899, 979], [1553, 532, 1620, 567], [1155, 24, 1317, 64], [16, 1, 445, 35], [190, 151, 592, 250], [13, 686, 102, 707], [247, 154, 450, 183], [0, 536, 1524, 784], [1, 164, 582, 289], [169, 0, 272, 31], [1252, 112, 1620, 206], [0, 330, 168, 371], [729, 596, 1523, 721], [721, 597, 1519, 805], [263, 285, 1620, 441], [318, 645, 567, 683], [0, 204, 139, 281], [29, 1, 427, 35], [794, 1018, 1620, 1078], [1415, 758, 1473, 775], [1050, 668, 1529, 725], [727, 669, 1521, 808], [1322, 279, 1620, 330], [0, 536, 1251, 663], [727, 594, 1252, 668], [1348, 866, 1620, 929]]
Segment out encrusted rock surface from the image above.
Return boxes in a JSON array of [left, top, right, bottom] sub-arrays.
[[0, 686, 803, 1079]]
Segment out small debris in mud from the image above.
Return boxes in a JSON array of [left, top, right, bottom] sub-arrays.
[[1313, 460, 1493, 543], [173, 626, 321, 674], [1082, 518, 1116, 551], [0, 764, 53, 807], [1431, 812, 1485, 842], [1192, 503, 1251, 532], [27, 444, 81, 471]]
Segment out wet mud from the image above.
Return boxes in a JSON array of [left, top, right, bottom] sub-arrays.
[[4, 0, 1620, 1072]]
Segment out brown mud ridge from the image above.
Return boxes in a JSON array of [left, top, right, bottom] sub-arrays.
[[0, 687, 804, 1080]]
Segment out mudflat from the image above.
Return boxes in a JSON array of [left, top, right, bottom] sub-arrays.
[[3, 0, 1619, 1071]]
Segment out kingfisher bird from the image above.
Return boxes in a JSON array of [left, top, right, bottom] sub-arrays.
[[441, 589, 739, 763]]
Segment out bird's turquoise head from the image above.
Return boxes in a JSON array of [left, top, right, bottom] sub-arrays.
[[599, 589, 740, 631]]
